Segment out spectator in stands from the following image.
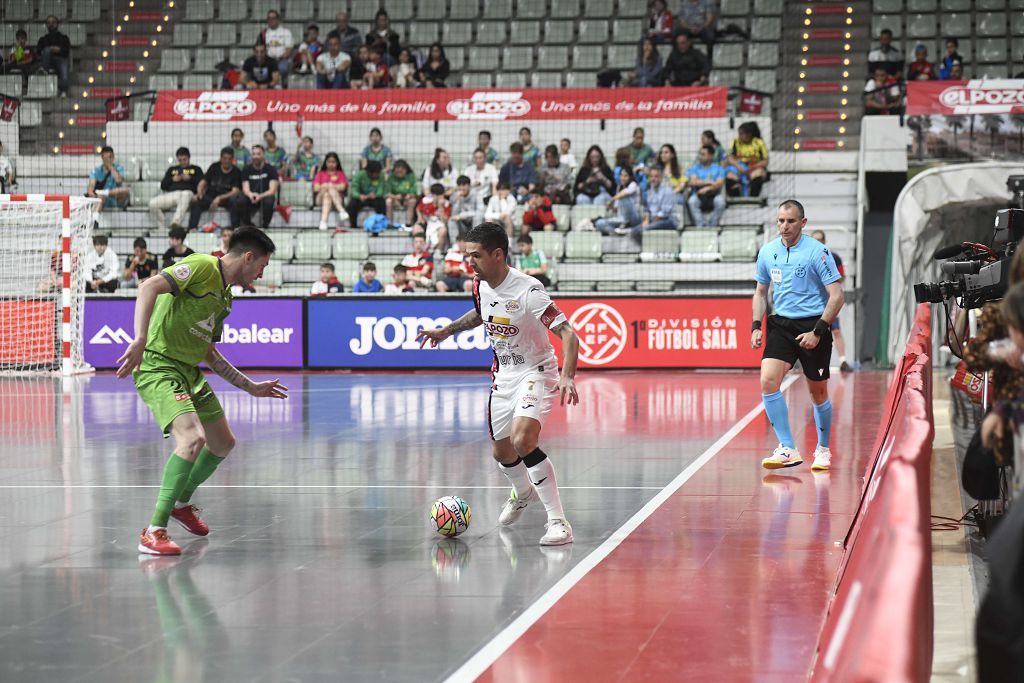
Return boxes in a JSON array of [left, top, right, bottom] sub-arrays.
[[262, 10, 294, 84], [907, 43, 936, 81], [614, 147, 647, 192], [522, 193, 557, 235], [417, 43, 450, 88], [385, 264, 415, 293], [539, 145, 573, 204], [360, 128, 393, 173], [149, 146, 203, 231], [85, 235, 119, 293], [485, 182, 518, 237], [417, 183, 452, 250], [367, 10, 402, 62], [161, 226, 194, 268], [314, 152, 348, 231], [310, 262, 344, 296], [384, 159, 419, 226], [515, 234, 551, 287], [122, 237, 157, 286], [189, 147, 241, 232], [863, 66, 903, 116], [518, 127, 541, 168], [349, 44, 370, 88], [86, 146, 130, 218], [595, 167, 643, 237], [327, 11, 362, 57], [949, 60, 963, 80], [295, 24, 322, 75], [499, 143, 539, 204], [647, 0, 674, 44], [232, 145, 279, 228], [230, 128, 251, 168], [347, 159, 386, 229], [262, 129, 288, 173], [393, 48, 418, 88], [478, 130, 499, 165], [635, 39, 665, 87], [36, 15, 70, 96], [674, 0, 717, 55], [464, 149, 499, 204], [0, 141, 13, 193], [663, 33, 709, 87], [401, 233, 435, 289], [290, 136, 321, 181], [938, 38, 963, 80], [635, 166, 679, 242], [353, 262, 383, 293], [436, 236, 474, 293], [211, 226, 233, 257], [449, 175, 484, 241], [724, 121, 768, 197], [575, 145, 615, 205], [624, 127, 656, 169], [559, 138, 577, 172], [241, 43, 281, 89], [422, 148, 456, 196], [686, 145, 726, 226], [867, 28, 903, 78], [701, 130, 727, 164], [315, 34, 351, 89], [7, 30, 35, 78], [363, 45, 390, 88], [656, 143, 688, 201]]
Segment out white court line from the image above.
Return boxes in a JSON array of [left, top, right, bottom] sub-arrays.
[[444, 374, 799, 683], [0, 484, 663, 490]]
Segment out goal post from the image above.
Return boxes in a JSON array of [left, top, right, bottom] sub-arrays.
[[0, 194, 99, 375]]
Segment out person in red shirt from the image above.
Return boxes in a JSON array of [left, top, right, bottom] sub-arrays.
[[521, 194, 557, 236], [310, 262, 344, 296], [906, 43, 936, 81], [435, 236, 475, 293], [400, 233, 435, 289], [363, 44, 390, 88], [415, 183, 451, 251]]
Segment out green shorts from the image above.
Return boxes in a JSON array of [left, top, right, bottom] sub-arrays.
[[133, 351, 224, 434]]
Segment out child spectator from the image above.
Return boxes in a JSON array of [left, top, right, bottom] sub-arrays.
[[646, 0, 674, 44], [417, 183, 452, 250], [85, 235, 119, 293], [516, 234, 551, 288], [863, 66, 903, 116], [686, 145, 727, 227], [346, 160, 386, 229], [595, 167, 643, 237], [211, 226, 233, 257], [353, 262, 383, 293], [417, 43, 450, 88], [162, 226, 195, 268], [724, 122, 769, 197], [394, 48, 418, 88], [463, 149, 499, 204], [867, 28, 904, 77], [360, 128, 393, 173], [478, 130, 499, 166], [499, 142, 539, 204], [385, 159, 419, 227], [262, 129, 288, 173], [436, 237, 474, 293], [400, 234, 435, 289], [385, 264, 415, 293], [311, 262, 344, 296], [448, 175, 484, 242], [291, 136, 322, 181], [316, 35, 351, 89], [122, 237, 157, 286], [538, 145, 573, 204], [907, 44, 937, 81], [7, 29, 35, 76], [559, 138, 577, 173], [938, 38, 963, 80], [295, 24, 323, 75], [314, 152, 348, 231], [230, 128, 251, 169], [363, 45, 390, 88], [422, 148, 457, 196], [485, 182, 518, 237], [86, 146, 131, 222], [518, 127, 541, 167], [522, 194, 557, 235]]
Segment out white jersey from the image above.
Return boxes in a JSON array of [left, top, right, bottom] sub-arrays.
[[475, 268, 566, 377]]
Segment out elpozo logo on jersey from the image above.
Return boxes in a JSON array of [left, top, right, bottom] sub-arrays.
[[173, 91, 258, 121], [445, 92, 531, 120], [938, 81, 1024, 114]]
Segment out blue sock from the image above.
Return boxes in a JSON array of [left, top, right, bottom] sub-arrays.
[[762, 391, 794, 449], [813, 399, 833, 449]]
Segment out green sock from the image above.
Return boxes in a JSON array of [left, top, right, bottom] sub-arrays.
[[178, 447, 225, 504], [151, 454, 195, 528]]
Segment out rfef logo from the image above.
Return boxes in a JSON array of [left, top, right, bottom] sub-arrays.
[[89, 325, 133, 345], [569, 303, 627, 365], [445, 92, 531, 120], [173, 92, 258, 121], [938, 83, 1024, 114]]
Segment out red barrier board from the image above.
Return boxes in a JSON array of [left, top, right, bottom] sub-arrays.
[[550, 298, 760, 369], [907, 79, 1024, 115], [152, 87, 728, 122]]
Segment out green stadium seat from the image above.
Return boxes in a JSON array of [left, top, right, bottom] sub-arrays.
[[123, 157, 142, 182], [388, 0, 415, 20], [640, 232, 680, 263], [71, 0, 101, 21], [443, 23, 474, 46], [978, 0, 1006, 7], [618, 0, 648, 16], [1012, 12, 1024, 36], [348, 2, 379, 22], [570, 205, 607, 228], [279, 181, 312, 209], [160, 49, 191, 73], [409, 22, 439, 46], [872, 15, 902, 38], [551, 204, 571, 231], [185, 232, 218, 254], [537, 46, 569, 70], [418, 0, 447, 19], [26, 74, 57, 99], [719, 231, 759, 262], [572, 46, 604, 70], [597, 281, 635, 292], [710, 70, 742, 88], [564, 232, 602, 262], [229, 47, 251, 66], [131, 182, 162, 208], [530, 72, 562, 88], [141, 155, 174, 181], [516, 0, 547, 18], [584, 0, 614, 17], [495, 73, 527, 88], [450, 0, 479, 19], [577, 20, 609, 44], [502, 47, 534, 70], [544, 20, 575, 44], [332, 260, 363, 286], [475, 21, 509, 46], [612, 20, 642, 44], [289, 74, 315, 89], [206, 25, 236, 47], [332, 233, 370, 261], [482, 1, 513, 19], [679, 230, 720, 262], [239, 24, 263, 48], [294, 233, 332, 262], [531, 232, 564, 260], [977, 12, 1007, 36], [509, 21, 541, 45], [173, 24, 203, 47], [261, 260, 284, 288]]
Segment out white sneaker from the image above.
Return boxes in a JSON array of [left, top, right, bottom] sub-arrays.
[[498, 487, 534, 526], [761, 444, 803, 470], [811, 446, 832, 472], [318, 221, 328, 231], [540, 518, 573, 546]]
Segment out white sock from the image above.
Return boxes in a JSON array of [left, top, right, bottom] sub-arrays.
[[840, 356, 847, 363], [499, 459, 533, 498], [527, 458, 565, 521], [149, 525, 166, 531], [173, 501, 189, 509]]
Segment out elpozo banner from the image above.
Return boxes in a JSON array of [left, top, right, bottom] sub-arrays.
[[907, 79, 1024, 115], [152, 87, 728, 122]]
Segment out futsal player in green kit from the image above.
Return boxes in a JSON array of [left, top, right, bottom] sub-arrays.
[[116, 227, 287, 556]]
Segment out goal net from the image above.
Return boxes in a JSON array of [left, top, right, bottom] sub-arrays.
[[0, 195, 98, 375]]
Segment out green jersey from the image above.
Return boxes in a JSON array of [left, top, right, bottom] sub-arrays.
[[518, 251, 547, 271], [351, 170, 385, 196], [146, 254, 233, 367], [385, 173, 418, 196]]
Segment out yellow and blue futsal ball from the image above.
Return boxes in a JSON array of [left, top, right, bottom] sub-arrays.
[[431, 495, 471, 537]]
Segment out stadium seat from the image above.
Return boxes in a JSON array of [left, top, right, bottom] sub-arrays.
[[570, 205, 607, 227], [939, 0, 970, 9], [721, 0, 751, 16], [141, 155, 174, 181], [564, 232, 602, 262], [250, 0, 277, 20], [577, 20, 609, 44], [572, 46, 604, 70], [1012, 12, 1024, 36], [871, 15, 902, 38], [502, 47, 534, 71], [618, 0, 648, 16], [122, 158, 142, 183], [239, 24, 264, 48], [748, 43, 778, 67], [26, 74, 57, 99], [280, 181, 313, 209], [976, 38, 1007, 63], [979, 0, 1007, 6], [0, 75, 22, 98], [418, 0, 447, 19], [537, 46, 569, 70], [218, 0, 248, 21], [133, 100, 152, 121], [544, 20, 575, 44], [229, 47, 252, 67], [66, 23, 85, 47], [388, 0, 416, 20], [261, 260, 284, 288], [940, 13, 970, 37], [442, 23, 473, 46], [612, 20, 643, 44], [474, 21, 508, 46], [193, 48, 223, 72], [550, 204, 570, 231], [182, 74, 215, 89], [18, 101, 41, 127], [753, 0, 783, 14], [160, 49, 191, 73], [205, 24, 236, 47], [509, 21, 541, 45], [550, 0, 581, 18], [294, 233, 332, 262], [462, 73, 494, 87], [564, 72, 594, 88], [71, 0, 100, 21], [272, 233, 295, 261], [679, 230, 720, 262], [532, 232, 564, 260], [720, 231, 759, 262], [606, 45, 636, 70], [0, 25, 14, 47], [449, 0, 479, 19], [185, 0, 214, 21], [290, 74, 315, 89], [715, 44, 744, 69], [466, 47, 499, 71], [173, 24, 203, 47], [873, 0, 903, 11], [148, 74, 179, 91], [751, 17, 781, 40], [977, 12, 1007, 36], [906, 14, 937, 38], [38, 0, 67, 19], [409, 22, 440, 45], [333, 260, 362, 285], [514, 0, 546, 18], [584, 0, 615, 17], [185, 232, 218, 254], [495, 73, 527, 88], [333, 232, 370, 261], [530, 72, 562, 88], [4, 2, 32, 21], [977, 63, 1008, 77], [447, 47, 465, 70], [348, 3, 379, 22], [744, 70, 776, 93], [131, 182, 161, 208], [640, 232, 680, 263], [710, 70, 742, 87], [907, 0, 936, 9]]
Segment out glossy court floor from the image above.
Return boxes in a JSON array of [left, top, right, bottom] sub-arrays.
[[0, 369, 888, 682]]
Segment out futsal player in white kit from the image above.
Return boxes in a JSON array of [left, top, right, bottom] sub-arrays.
[[417, 221, 580, 545]]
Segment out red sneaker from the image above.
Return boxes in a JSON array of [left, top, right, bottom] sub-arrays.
[[170, 504, 209, 536], [138, 527, 181, 556]]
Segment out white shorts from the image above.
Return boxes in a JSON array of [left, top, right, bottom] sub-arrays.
[[486, 370, 559, 441]]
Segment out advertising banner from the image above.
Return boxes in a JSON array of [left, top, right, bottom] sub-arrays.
[[306, 297, 759, 369], [906, 80, 1024, 115], [83, 298, 304, 368], [905, 80, 1024, 160], [152, 87, 728, 123]]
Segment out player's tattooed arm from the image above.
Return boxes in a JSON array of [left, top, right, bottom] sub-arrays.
[[206, 346, 256, 392], [445, 310, 483, 335], [551, 321, 580, 406]]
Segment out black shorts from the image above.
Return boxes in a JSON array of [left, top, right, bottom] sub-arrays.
[[763, 314, 833, 381]]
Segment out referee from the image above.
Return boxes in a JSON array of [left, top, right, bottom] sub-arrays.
[[752, 200, 844, 471]]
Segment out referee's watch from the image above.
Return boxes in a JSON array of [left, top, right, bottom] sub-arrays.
[[813, 319, 830, 337]]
